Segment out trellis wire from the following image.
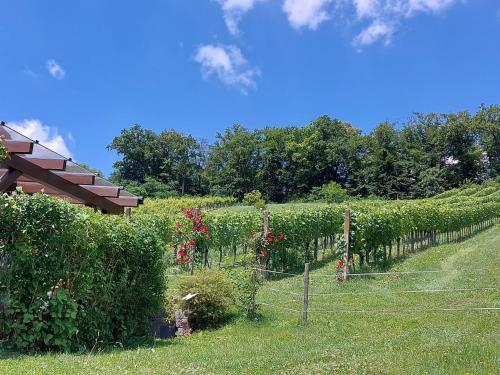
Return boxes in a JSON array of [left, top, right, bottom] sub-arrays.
[[259, 302, 302, 313], [306, 287, 500, 297], [258, 302, 500, 314], [306, 307, 500, 314], [310, 268, 498, 277], [252, 268, 302, 276], [268, 288, 302, 296]]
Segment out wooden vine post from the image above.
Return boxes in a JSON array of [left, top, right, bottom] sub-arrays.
[[260, 209, 270, 278], [124, 207, 131, 222], [189, 208, 202, 275], [302, 262, 310, 323], [342, 208, 350, 281], [263, 209, 269, 237], [251, 266, 257, 319]]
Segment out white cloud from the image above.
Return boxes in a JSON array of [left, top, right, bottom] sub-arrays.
[[353, 19, 394, 47], [282, 0, 332, 30], [353, 0, 380, 19], [217, 0, 265, 35], [46, 59, 66, 80], [211, 0, 462, 49], [351, 0, 459, 47], [406, 0, 456, 15], [194, 44, 260, 93], [7, 119, 72, 158]]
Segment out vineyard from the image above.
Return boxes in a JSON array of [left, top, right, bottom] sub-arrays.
[[3, 222, 498, 374], [135, 182, 500, 272]]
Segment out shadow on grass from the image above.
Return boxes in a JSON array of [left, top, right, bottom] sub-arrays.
[[0, 335, 180, 361]]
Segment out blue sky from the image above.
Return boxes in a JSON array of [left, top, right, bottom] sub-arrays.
[[1, 0, 500, 176]]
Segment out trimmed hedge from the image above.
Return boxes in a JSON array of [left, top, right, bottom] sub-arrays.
[[0, 192, 165, 352]]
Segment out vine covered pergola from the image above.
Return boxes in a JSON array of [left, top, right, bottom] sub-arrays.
[[0, 121, 142, 214]]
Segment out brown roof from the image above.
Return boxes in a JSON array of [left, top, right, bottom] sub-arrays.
[[0, 121, 142, 214]]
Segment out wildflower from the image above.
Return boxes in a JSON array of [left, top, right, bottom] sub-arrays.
[[337, 260, 344, 269], [201, 225, 208, 233], [277, 234, 284, 241]]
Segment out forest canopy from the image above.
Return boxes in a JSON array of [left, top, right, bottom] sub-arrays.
[[108, 104, 500, 202]]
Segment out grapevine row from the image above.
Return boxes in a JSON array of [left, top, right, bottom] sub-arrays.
[[136, 182, 500, 271]]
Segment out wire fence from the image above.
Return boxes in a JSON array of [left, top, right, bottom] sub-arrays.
[[259, 303, 500, 314], [165, 248, 500, 319], [254, 264, 500, 319]]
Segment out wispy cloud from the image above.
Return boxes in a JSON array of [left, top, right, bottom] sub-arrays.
[[216, 0, 266, 35], [46, 59, 66, 80], [23, 66, 39, 78], [351, 0, 460, 47], [7, 119, 72, 158], [194, 44, 260, 93], [353, 19, 394, 48], [212, 0, 463, 49]]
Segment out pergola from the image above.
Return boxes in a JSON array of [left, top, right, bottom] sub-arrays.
[[0, 121, 142, 214]]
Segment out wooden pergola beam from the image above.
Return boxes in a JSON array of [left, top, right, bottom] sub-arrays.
[[0, 168, 22, 192], [6, 153, 124, 214], [4, 140, 33, 154], [108, 196, 141, 207]]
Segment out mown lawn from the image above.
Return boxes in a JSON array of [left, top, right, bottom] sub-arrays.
[[1, 227, 499, 374]]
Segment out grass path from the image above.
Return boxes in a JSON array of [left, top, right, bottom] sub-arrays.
[[2, 227, 500, 374]]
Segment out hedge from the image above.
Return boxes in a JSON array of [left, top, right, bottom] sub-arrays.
[[0, 192, 165, 352]]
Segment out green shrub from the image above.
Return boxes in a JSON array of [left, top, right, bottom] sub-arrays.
[[0, 192, 165, 352], [165, 270, 235, 329], [225, 267, 260, 319], [308, 182, 348, 203], [243, 190, 266, 209]]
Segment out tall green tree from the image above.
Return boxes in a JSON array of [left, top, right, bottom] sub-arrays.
[[439, 111, 484, 186], [474, 104, 500, 179], [107, 124, 205, 196], [397, 113, 447, 198], [257, 127, 299, 203], [289, 116, 363, 197], [205, 125, 261, 200], [359, 122, 402, 199]]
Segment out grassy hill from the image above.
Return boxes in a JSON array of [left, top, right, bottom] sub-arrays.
[[1, 227, 499, 374]]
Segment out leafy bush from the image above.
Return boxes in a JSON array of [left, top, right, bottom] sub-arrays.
[[308, 182, 348, 203], [123, 176, 179, 199], [165, 270, 235, 329], [0, 192, 165, 352], [243, 190, 266, 209], [135, 196, 236, 217], [225, 267, 260, 319]]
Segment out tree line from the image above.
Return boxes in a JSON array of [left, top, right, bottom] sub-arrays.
[[108, 104, 500, 202]]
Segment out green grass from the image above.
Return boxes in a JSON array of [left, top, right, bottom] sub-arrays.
[[2, 227, 500, 374]]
